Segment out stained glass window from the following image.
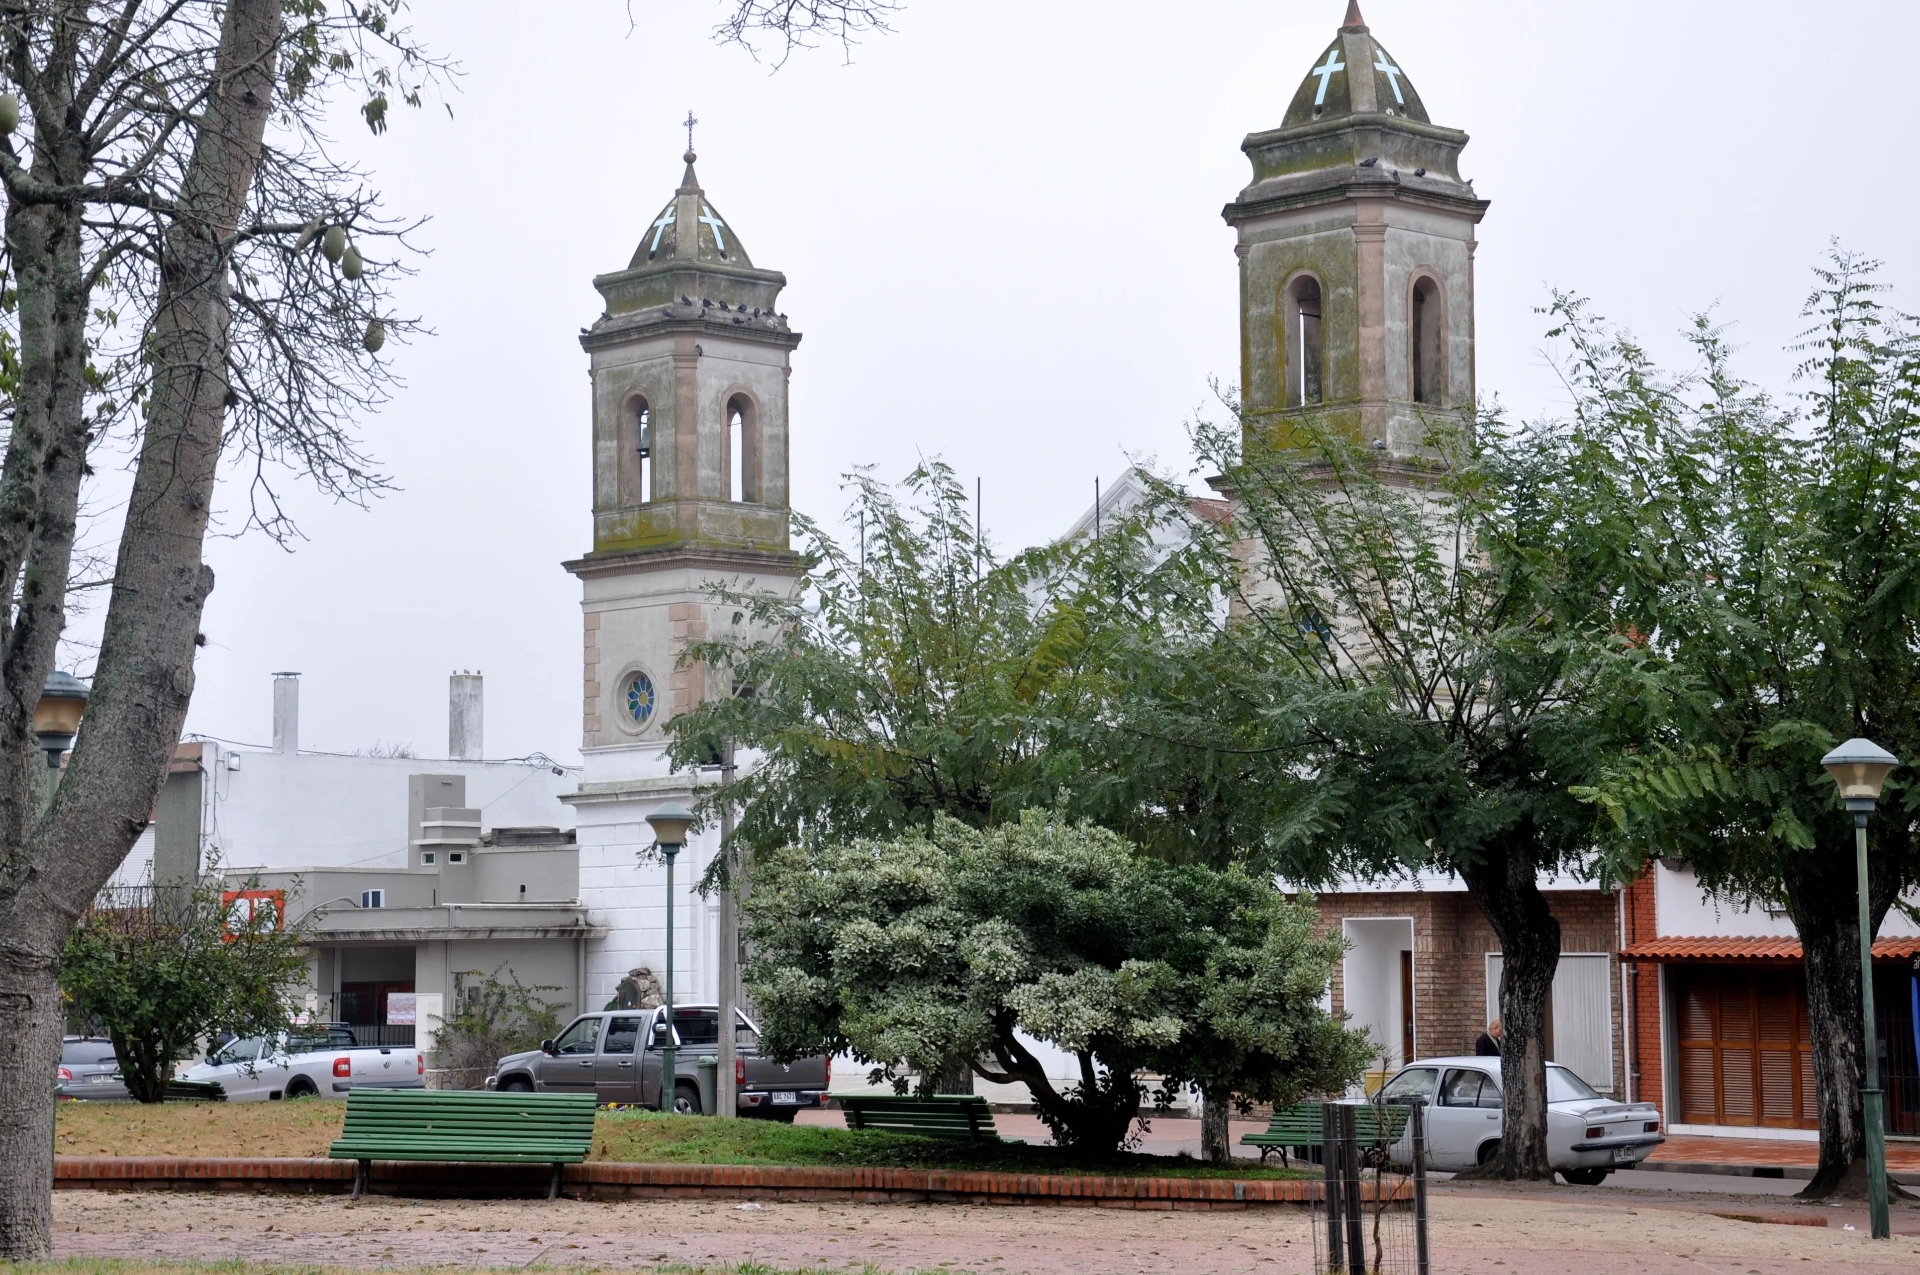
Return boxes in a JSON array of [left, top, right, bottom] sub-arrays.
[[625, 672, 656, 727]]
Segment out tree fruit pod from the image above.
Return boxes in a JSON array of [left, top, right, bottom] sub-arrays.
[[340, 246, 363, 280], [322, 225, 347, 263], [0, 94, 19, 134], [362, 319, 385, 353]]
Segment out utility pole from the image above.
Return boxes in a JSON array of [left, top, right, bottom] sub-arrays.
[[716, 740, 740, 1117]]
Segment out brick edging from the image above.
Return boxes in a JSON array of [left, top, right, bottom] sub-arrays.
[[53, 1157, 1364, 1210]]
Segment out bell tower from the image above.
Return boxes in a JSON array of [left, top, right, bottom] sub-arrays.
[[565, 146, 802, 754], [1224, 2, 1488, 456]]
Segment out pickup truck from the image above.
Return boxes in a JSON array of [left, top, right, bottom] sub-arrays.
[[179, 1028, 425, 1101], [487, 1005, 829, 1118]]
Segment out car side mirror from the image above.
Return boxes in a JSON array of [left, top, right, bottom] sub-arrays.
[[651, 1021, 670, 1043], [539, 1039, 556, 1056]]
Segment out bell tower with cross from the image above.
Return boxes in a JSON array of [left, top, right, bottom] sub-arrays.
[[563, 136, 802, 757], [1224, 2, 1488, 456]]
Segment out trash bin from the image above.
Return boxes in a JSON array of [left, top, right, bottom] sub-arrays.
[[695, 1055, 718, 1116]]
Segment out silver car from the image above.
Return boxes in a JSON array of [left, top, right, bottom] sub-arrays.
[[57, 1037, 129, 1101], [1372, 1056, 1664, 1185]]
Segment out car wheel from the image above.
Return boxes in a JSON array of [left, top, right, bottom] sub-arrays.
[[1561, 1168, 1610, 1186], [1477, 1139, 1501, 1167], [284, 1077, 318, 1099], [673, 1083, 702, 1116], [499, 1076, 534, 1093]]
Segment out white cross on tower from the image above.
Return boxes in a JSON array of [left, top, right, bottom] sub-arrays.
[[649, 205, 675, 254], [1311, 46, 1345, 106], [699, 204, 727, 253], [1373, 50, 1404, 105]]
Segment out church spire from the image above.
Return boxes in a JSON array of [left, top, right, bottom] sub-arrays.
[[1224, 8, 1488, 454]]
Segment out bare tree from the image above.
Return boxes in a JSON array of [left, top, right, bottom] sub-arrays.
[[0, 2, 444, 1256], [710, 0, 902, 64]]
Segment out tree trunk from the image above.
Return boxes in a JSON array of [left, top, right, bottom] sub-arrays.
[[974, 1013, 1139, 1152], [0, 2, 283, 1258], [1199, 1083, 1232, 1164], [1784, 846, 1904, 1201], [1458, 835, 1560, 1180]]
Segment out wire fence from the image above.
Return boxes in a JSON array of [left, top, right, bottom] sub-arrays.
[[1308, 1101, 1430, 1275]]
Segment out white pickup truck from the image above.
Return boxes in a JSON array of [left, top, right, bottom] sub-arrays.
[[179, 1028, 424, 1101]]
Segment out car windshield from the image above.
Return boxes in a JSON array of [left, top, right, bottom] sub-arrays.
[[1378, 1067, 1439, 1105], [214, 1036, 267, 1064], [1546, 1066, 1602, 1102]]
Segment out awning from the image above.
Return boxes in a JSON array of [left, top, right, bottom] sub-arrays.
[[1621, 935, 1920, 961]]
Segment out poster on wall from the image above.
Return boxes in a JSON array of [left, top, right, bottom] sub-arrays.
[[386, 993, 418, 1026]]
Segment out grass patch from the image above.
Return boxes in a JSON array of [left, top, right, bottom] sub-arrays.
[[590, 1110, 1303, 1179], [54, 1101, 1301, 1180]]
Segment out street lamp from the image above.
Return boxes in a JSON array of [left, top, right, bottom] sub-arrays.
[[645, 802, 696, 1114], [33, 670, 89, 767], [1820, 736, 1897, 1241]]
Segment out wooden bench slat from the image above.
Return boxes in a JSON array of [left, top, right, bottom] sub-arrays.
[[329, 1089, 599, 1179], [839, 1095, 1000, 1142]]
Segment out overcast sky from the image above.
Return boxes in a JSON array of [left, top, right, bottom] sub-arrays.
[[104, 0, 1919, 765]]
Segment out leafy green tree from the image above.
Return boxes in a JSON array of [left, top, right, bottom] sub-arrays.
[[742, 811, 1369, 1152], [431, 967, 567, 1087], [1558, 254, 1920, 1198], [1178, 406, 1666, 1180], [667, 460, 1219, 863], [60, 872, 311, 1103]]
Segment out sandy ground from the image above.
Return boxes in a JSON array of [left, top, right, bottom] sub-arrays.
[[50, 1181, 1920, 1275]]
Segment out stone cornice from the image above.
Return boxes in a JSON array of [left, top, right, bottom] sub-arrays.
[[563, 542, 806, 581]]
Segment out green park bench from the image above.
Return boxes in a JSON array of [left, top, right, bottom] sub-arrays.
[[839, 1094, 1004, 1142], [328, 1089, 598, 1198], [164, 1079, 226, 1101], [1240, 1101, 1411, 1165]]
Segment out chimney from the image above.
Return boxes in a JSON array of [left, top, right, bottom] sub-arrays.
[[449, 671, 483, 760], [272, 672, 300, 754]]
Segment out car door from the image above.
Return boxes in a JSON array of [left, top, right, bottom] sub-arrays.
[[540, 1016, 602, 1093], [637, 1008, 671, 1108], [594, 1015, 643, 1105], [1428, 1068, 1502, 1171], [204, 1036, 268, 1099], [1374, 1066, 1439, 1165]]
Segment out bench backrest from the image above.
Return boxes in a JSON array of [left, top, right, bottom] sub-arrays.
[[841, 1094, 996, 1139], [331, 1089, 598, 1161], [1261, 1101, 1411, 1146]]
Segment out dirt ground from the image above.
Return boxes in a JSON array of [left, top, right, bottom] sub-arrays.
[[49, 1181, 1920, 1275]]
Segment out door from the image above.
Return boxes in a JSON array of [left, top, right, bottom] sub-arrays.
[[1399, 950, 1416, 1067], [204, 1035, 268, 1099], [1674, 965, 1815, 1129], [1429, 1067, 1502, 1171], [1376, 1066, 1439, 1166], [637, 1009, 670, 1108], [541, 1016, 602, 1093], [595, 1015, 644, 1104]]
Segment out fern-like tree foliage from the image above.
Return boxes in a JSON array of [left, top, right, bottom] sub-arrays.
[[1559, 251, 1920, 1199], [1179, 402, 1674, 1181]]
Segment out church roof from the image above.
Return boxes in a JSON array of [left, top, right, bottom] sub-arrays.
[[630, 151, 754, 270], [1281, 2, 1429, 128], [588, 148, 792, 337]]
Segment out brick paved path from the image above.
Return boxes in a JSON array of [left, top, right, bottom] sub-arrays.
[[51, 1183, 1920, 1274]]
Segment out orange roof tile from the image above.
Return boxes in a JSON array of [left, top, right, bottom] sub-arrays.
[[1621, 935, 1920, 961]]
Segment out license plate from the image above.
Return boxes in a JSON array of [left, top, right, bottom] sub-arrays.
[[1612, 1146, 1637, 1163], [770, 1091, 799, 1105], [85, 1073, 117, 1084]]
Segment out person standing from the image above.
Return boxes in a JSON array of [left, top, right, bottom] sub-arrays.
[[1474, 1020, 1502, 1056]]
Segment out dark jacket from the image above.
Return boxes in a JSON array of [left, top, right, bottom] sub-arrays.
[[1473, 1032, 1501, 1057]]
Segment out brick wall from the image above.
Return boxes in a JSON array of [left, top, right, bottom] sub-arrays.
[[1621, 865, 1664, 1113], [1305, 888, 1625, 1094]]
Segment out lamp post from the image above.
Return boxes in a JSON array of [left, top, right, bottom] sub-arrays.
[[645, 802, 695, 1114], [32, 670, 89, 812], [1820, 737, 1897, 1241]]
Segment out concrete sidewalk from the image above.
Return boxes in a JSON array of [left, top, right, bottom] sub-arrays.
[[1632, 1134, 1920, 1184]]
